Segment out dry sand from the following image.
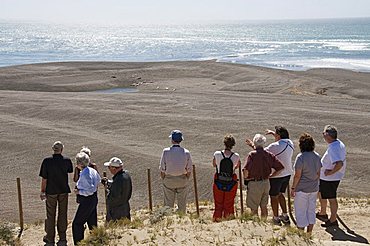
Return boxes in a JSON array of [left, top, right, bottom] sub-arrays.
[[0, 60, 369, 226], [18, 198, 370, 245]]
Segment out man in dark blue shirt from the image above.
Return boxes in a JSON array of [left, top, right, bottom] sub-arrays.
[[39, 141, 73, 246]]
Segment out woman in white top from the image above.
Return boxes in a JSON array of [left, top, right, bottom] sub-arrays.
[[212, 134, 241, 222]]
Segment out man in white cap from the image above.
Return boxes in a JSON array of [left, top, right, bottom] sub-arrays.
[[39, 141, 73, 246], [103, 157, 132, 221], [159, 130, 193, 213]]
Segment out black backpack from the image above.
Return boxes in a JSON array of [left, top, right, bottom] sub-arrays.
[[215, 152, 236, 191]]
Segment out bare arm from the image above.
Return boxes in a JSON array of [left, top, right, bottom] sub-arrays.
[[212, 157, 216, 167], [41, 178, 47, 192], [40, 178, 47, 200], [270, 155, 284, 178], [290, 169, 302, 197], [242, 169, 249, 180], [270, 168, 283, 178], [73, 166, 80, 182], [234, 159, 241, 170], [265, 129, 278, 138], [245, 138, 255, 150], [324, 161, 343, 176]]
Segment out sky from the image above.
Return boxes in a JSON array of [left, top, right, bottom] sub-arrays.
[[1, 0, 370, 25]]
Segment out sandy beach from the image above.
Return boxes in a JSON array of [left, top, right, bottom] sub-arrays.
[[0, 60, 369, 224]]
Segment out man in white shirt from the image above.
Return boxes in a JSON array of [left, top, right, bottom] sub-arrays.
[[265, 126, 294, 225], [159, 130, 193, 213], [317, 125, 346, 227]]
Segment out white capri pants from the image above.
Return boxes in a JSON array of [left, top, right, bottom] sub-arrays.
[[294, 191, 317, 228]]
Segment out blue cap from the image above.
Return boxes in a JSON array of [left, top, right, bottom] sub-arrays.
[[169, 130, 183, 142]]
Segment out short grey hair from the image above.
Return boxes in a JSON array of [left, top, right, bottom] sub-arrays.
[[253, 134, 266, 148], [76, 152, 90, 168], [80, 146, 91, 157], [324, 125, 338, 139]]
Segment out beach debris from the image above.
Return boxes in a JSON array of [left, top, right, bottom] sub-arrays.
[[156, 86, 160, 89], [165, 87, 169, 90], [211, 82, 216, 85], [316, 88, 328, 95], [111, 75, 117, 78]]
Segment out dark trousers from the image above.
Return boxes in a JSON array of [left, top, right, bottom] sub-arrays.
[[72, 192, 98, 245], [106, 203, 131, 222], [44, 193, 69, 243]]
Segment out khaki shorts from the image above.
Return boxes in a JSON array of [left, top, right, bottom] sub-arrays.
[[247, 179, 270, 210]]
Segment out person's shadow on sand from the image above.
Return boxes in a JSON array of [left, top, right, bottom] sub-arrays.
[[325, 226, 369, 244]]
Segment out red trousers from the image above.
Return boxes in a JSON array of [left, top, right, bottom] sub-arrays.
[[213, 174, 238, 221]]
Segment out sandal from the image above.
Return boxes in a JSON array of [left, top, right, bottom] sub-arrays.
[[316, 212, 328, 221]]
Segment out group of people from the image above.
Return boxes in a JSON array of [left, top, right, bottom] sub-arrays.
[[208, 125, 346, 235], [38, 125, 346, 245], [156, 125, 346, 234], [39, 143, 132, 246]]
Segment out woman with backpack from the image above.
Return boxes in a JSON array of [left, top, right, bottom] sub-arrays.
[[212, 134, 241, 222]]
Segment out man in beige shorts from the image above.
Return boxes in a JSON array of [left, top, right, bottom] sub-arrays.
[[243, 134, 284, 218]]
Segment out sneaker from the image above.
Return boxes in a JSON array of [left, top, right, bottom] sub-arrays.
[[321, 220, 339, 227], [279, 214, 291, 225], [316, 212, 329, 221], [56, 240, 67, 246], [43, 236, 54, 244], [272, 217, 282, 226]]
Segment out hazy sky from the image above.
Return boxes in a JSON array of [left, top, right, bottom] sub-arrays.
[[2, 0, 370, 24]]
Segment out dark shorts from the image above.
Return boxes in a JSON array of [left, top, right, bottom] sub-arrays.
[[319, 179, 340, 199], [269, 175, 291, 196]]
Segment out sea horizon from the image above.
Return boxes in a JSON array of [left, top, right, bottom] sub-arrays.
[[1, 17, 370, 72]]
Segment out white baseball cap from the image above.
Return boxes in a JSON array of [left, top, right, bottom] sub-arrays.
[[104, 157, 123, 167]]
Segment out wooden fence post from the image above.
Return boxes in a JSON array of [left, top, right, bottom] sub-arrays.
[[103, 171, 108, 220], [16, 177, 24, 237], [287, 183, 297, 225], [147, 169, 153, 211], [238, 166, 244, 216], [192, 165, 200, 217]]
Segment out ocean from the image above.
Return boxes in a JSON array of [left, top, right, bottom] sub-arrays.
[[1, 18, 370, 71]]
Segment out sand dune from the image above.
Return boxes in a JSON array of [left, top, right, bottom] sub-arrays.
[[0, 60, 369, 223], [16, 198, 370, 245]]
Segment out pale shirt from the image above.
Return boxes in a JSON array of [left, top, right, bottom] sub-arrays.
[[265, 139, 294, 178], [213, 151, 240, 173], [159, 145, 193, 176], [320, 139, 346, 181], [76, 166, 101, 196]]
